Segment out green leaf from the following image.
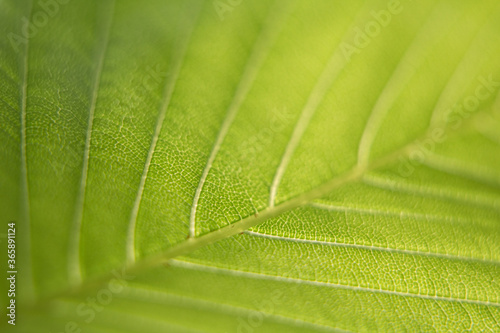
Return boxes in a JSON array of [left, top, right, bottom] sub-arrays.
[[1, 0, 500, 331]]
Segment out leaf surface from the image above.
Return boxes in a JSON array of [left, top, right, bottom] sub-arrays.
[[1, 0, 500, 331]]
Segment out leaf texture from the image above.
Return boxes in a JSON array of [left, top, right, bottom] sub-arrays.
[[1, 0, 500, 332]]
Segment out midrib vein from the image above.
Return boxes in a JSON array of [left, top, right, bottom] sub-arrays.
[[170, 259, 500, 308], [126, 2, 202, 266], [43, 162, 367, 302], [19, 0, 34, 301], [188, 0, 295, 238], [39, 113, 492, 303], [68, 0, 115, 286]]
